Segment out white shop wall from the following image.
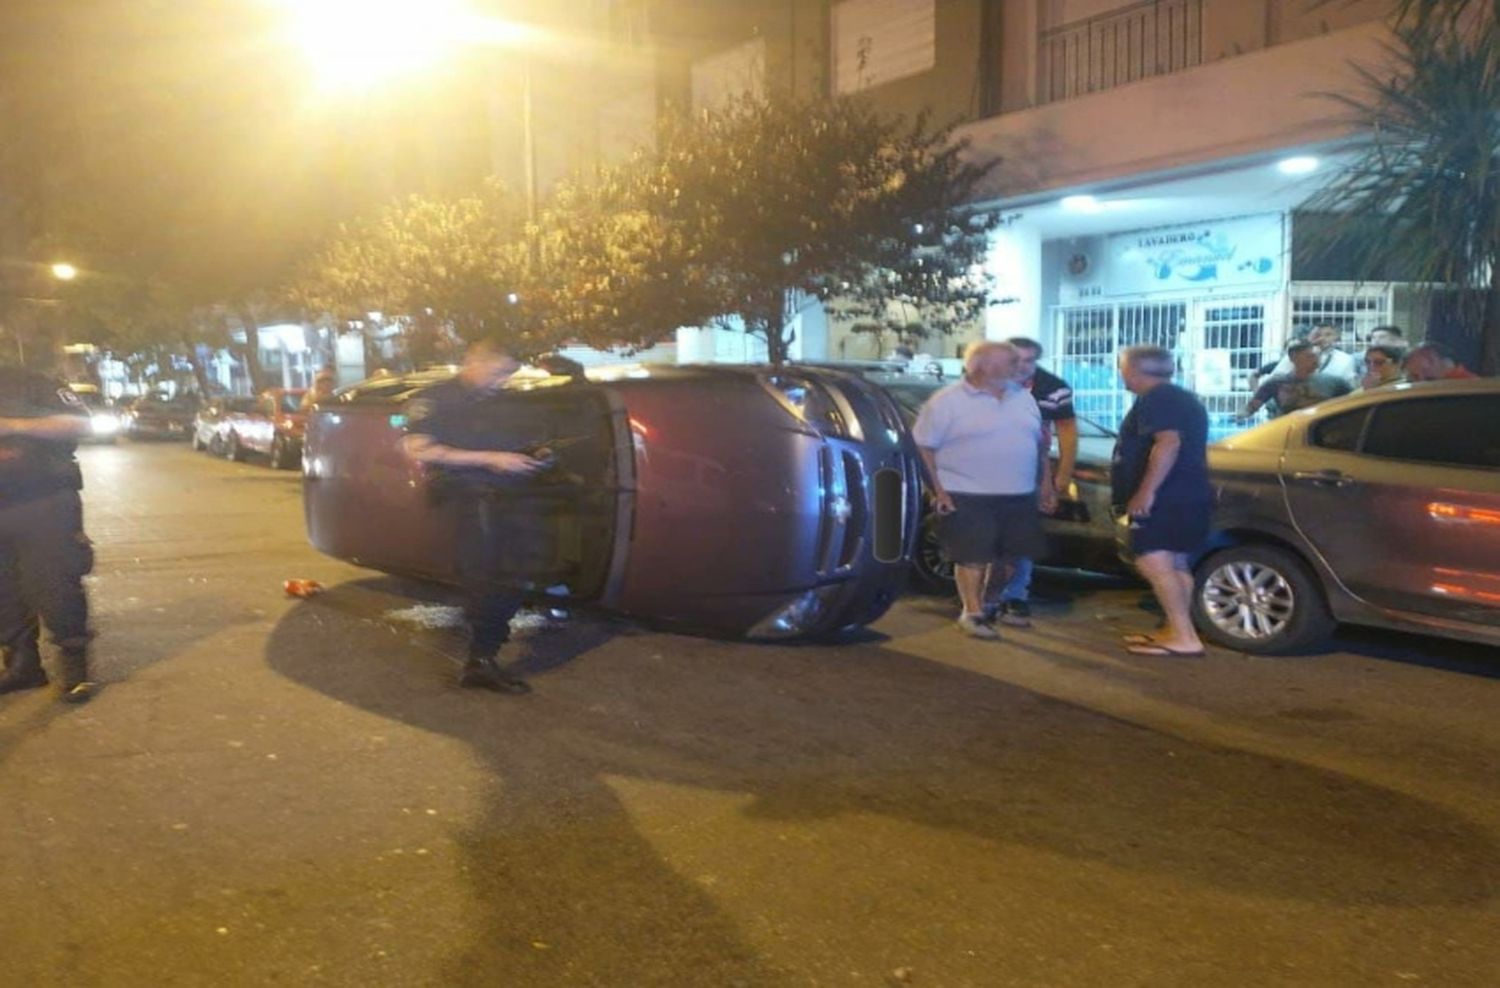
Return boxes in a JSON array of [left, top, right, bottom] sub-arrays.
[[1044, 212, 1292, 440]]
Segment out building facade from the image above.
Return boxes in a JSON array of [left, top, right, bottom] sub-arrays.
[[611, 0, 1409, 434]]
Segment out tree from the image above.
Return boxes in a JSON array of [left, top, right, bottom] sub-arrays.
[[295, 182, 555, 362], [1302, 0, 1500, 371], [639, 96, 1001, 365]]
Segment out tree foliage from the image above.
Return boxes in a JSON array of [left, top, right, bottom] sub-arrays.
[[1299, 0, 1500, 370], [640, 96, 1000, 364]]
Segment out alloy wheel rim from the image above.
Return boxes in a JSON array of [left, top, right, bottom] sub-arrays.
[[1201, 561, 1296, 640], [920, 525, 955, 583]]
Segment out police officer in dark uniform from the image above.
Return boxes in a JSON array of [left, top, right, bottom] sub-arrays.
[[401, 337, 545, 695], [0, 363, 98, 703]]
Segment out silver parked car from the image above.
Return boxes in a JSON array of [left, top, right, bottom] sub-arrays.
[[1190, 378, 1500, 653]]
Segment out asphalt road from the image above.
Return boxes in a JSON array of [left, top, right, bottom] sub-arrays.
[[1, 441, 1497, 987]]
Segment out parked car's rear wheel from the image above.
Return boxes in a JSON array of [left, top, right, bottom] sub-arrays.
[[227, 433, 247, 462], [1193, 544, 1334, 654], [913, 513, 956, 592], [269, 436, 298, 470]]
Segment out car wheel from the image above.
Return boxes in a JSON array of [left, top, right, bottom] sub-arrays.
[[269, 436, 298, 470], [1193, 544, 1335, 654], [912, 513, 956, 592], [227, 433, 247, 462]]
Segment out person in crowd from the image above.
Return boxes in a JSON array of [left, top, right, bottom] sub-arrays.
[[0, 363, 99, 702], [1404, 341, 1479, 382], [1239, 340, 1352, 419], [913, 341, 1055, 640], [402, 337, 547, 694], [1368, 325, 1405, 350], [300, 368, 337, 413], [1359, 344, 1405, 391], [1265, 323, 1361, 388], [1112, 345, 1213, 658], [982, 337, 1077, 627]]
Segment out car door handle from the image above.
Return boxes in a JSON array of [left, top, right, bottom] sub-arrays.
[[1291, 470, 1357, 488]]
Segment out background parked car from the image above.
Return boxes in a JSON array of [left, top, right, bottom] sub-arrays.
[[303, 364, 922, 641], [125, 394, 199, 440], [1144, 379, 1500, 654], [222, 388, 308, 469], [192, 396, 257, 454], [859, 372, 1121, 589]]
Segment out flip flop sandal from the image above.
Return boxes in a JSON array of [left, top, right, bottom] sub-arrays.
[[1125, 643, 1206, 658], [1120, 633, 1158, 646]]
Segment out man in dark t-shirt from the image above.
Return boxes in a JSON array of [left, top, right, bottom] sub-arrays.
[[984, 337, 1078, 626], [1112, 346, 1212, 658], [0, 365, 98, 701]]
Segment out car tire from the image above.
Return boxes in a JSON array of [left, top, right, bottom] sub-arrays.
[[912, 512, 956, 593], [227, 433, 247, 462], [1192, 544, 1335, 655], [269, 436, 298, 471]]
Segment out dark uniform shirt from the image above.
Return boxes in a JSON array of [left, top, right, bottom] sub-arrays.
[[1111, 382, 1211, 509], [1024, 366, 1076, 424], [0, 368, 90, 506], [404, 377, 549, 497]]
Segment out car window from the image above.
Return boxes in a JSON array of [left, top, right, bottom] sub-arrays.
[[1309, 408, 1371, 453], [1362, 396, 1500, 470]]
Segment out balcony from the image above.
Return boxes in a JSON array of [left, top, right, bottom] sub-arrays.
[[1038, 0, 1203, 105]]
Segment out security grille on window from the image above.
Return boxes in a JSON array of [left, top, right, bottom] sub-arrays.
[[831, 0, 936, 96], [1288, 283, 1391, 352]]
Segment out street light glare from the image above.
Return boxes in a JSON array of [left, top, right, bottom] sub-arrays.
[[277, 0, 480, 91], [51, 262, 78, 281]]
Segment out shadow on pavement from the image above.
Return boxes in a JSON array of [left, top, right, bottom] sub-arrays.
[[266, 578, 1500, 984]]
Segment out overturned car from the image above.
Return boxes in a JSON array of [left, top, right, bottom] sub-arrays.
[[302, 364, 922, 640]]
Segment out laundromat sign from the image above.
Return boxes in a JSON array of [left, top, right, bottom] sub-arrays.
[[1104, 213, 1285, 296]]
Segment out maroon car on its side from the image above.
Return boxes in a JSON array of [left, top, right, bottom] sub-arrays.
[[222, 388, 308, 469], [302, 364, 922, 640]]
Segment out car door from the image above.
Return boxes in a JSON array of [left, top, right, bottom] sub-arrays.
[[1280, 393, 1500, 626]]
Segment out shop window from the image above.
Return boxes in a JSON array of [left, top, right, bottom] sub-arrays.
[[831, 0, 935, 95], [1363, 397, 1500, 470]]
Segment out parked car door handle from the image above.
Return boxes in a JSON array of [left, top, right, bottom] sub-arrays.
[[1291, 470, 1357, 488]]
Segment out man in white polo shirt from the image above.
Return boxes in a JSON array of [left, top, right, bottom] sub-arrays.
[[913, 341, 1056, 639]]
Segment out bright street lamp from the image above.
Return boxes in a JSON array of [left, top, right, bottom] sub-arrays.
[[273, 0, 537, 93]]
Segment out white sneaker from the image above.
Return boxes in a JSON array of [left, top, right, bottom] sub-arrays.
[[956, 614, 999, 640]]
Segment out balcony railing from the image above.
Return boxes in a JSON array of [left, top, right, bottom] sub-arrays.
[[1038, 0, 1203, 105]]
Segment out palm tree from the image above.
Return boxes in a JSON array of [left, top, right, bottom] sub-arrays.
[[1300, 0, 1499, 371]]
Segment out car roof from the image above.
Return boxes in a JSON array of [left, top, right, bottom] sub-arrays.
[[1218, 376, 1499, 450]]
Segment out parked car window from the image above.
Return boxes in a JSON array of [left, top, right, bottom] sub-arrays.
[[1362, 396, 1500, 470], [1309, 408, 1370, 453]]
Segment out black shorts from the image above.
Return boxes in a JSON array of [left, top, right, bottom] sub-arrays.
[[1128, 500, 1212, 556], [937, 493, 1048, 566]]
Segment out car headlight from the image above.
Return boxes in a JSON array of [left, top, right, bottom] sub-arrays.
[[747, 585, 844, 640]]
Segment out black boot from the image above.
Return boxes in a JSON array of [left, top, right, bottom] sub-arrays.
[[56, 649, 95, 705], [459, 655, 531, 695], [0, 649, 48, 695]]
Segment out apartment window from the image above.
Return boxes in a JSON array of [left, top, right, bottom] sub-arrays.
[[1038, 0, 1203, 104], [831, 0, 936, 96], [692, 37, 767, 112]]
